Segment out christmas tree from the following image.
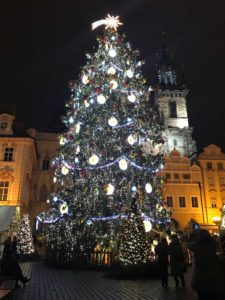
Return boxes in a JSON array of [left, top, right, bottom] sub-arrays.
[[118, 198, 149, 265], [17, 214, 35, 255], [8, 206, 21, 234], [39, 15, 169, 260]]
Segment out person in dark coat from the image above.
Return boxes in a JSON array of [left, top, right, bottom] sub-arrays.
[[2, 253, 30, 287], [155, 237, 169, 287], [2, 237, 12, 259], [185, 229, 222, 300], [168, 234, 186, 287], [11, 236, 17, 255]]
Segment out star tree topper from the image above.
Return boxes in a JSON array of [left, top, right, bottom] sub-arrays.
[[92, 14, 123, 31]]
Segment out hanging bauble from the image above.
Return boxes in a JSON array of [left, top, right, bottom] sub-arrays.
[[87, 220, 93, 226], [89, 154, 99, 165], [145, 183, 152, 194], [108, 117, 118, 127], [53, 196, 58, 202], [128, 93, 136, 103], [131, 186, 137, 192], [59, 137, 66, 145], [84, 100, 90, 107], [110, 80, 118, 89], [60, 202, 69, 215], [69, 116, 74, 124], [75, 123, 80, 134], [106, 183, 114, 195], [76, 145, 80, 154], [119, 158, 128, 170], [111, 36, 116, 41], [61, 165, 69, 175], [97, 94, 106, 104], [127, 134, 135, 145], [53, 177, 57, 183], [75, 157, 79, 163], [82, 75, 89, 84], [107, 67, 116, 75], [126, 69, 134, 78], [108, 48, 117, 57], [143, 220, 152, 232]]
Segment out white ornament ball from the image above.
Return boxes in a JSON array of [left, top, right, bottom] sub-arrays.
[[97, 94, 106, 104], [108, 48, 117, 57], [69, 116, 74, 124], [131, 186, 137, 192], [75, 123, 80, 134], [53, 177, 57, 183], [110, 80, 118, 89], [143, 220, 152, 233], [127, 134, 135, 145], [106, 183, 114, 195], [107, 67, 116, 75], [60, 202, 69, 215], [89, 154, 99, 165], [108, 117, 118, 127], [119, 158, 128, 170], [128, 94, 136, 103], [82, 75, 89, 84], [76, 145, 80, 154], [126, 69, 134, 78], [145, 183, 152, 194], [84, 100, 90, 107], [61, 166, 69, 175]]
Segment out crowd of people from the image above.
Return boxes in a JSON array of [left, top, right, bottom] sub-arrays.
[[155, 229, 225, 300], [0, 236, 30, 288]]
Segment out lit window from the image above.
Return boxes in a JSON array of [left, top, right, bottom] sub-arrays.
[[174, 173, 179, 179], [218, 163, 223, 170], [166, 196, 173, 207], [191, 197, 198, 208], [207, 163, 212, 169], [182, 173, 191, 179], [169, 101, 177, 118], [4, 148, 14, 161], [179, 196, 186, 207], [0, 181, 9, 201]]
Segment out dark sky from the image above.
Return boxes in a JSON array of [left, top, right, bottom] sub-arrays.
[[1, 0, 225, 153]]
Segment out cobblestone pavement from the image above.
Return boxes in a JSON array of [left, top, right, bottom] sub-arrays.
[[11, 261, 197, 300]]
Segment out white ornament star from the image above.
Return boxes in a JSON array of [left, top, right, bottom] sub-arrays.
[[92, 14, 123, 31]]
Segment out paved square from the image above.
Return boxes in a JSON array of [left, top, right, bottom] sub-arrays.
[[11, 261, 197, 300]]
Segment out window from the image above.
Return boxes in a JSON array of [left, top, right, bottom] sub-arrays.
[[165, 173, 171, 179], [169, 102, 177, 118], [42, 155, 50, 171], [210, 197, 217, 208], [0, 122, 8, 129], [179, 196, 186, 207], [166, 196, 173, 207], [218, 163, 223, 170], [207, 163, 212, 169], [174, 173, 179, 179], [0, 181, 9, 201], [191, 197, 198, 207], [220, 177, 225, 186], [4, 148, 14, 161], [182, 173, 191, 179], [39, 185, 48, 202]]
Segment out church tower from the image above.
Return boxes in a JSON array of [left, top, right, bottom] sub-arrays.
[[154, 35, 197, 157]]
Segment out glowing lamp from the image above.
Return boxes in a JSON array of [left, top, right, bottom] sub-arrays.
[[145, 183, 152, 194], [59, 137, 66, 145], [108, 117, 118, 127], [97, 94, 106, 104], [119, 158, 128, 170], [53, 177, 57, 183], [143, 220, 152, 232], [110, 80, 118, 89], [61, 166, 69, 175], [127, 134, 135, 145], [128, 94, 136, 103], [108, 48, 117, 57], [106, 183, 114, 195], [89, 154, 99, 165]]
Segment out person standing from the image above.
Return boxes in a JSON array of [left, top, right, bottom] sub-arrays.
[[168, 234, 186, 287], [155, 237, 169, 287], [185, 229, 222, 300]]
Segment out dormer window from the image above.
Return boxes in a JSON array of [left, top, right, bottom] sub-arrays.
[[0, 122, 8, 130], [4, 147, 14, 161]]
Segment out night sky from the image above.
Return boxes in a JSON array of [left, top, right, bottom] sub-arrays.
[[1, 0, 225, 153]]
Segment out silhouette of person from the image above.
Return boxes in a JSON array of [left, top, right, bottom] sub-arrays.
[[168, 234, 186, 287], [155, 237, 169, 287]]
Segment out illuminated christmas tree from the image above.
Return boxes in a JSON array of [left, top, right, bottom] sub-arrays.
[[39, 15, 169, 261], [17, 214, 35, 255], [8, 206, 21, 234], [118, 198, 149, 265]]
